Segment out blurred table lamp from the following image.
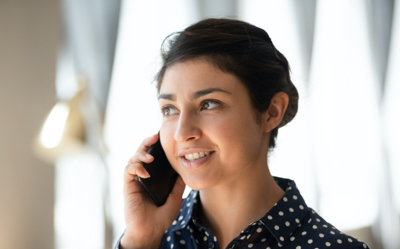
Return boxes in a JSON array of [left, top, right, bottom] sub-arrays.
[[33, 80, 87, 163]]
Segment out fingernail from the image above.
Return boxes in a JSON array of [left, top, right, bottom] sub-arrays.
[[143, 170, 150, 178], [146, 154, 153, 159]]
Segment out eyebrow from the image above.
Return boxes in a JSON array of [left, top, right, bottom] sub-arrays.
[[158, 87, 231, 101]]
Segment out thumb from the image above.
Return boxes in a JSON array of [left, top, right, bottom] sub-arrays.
[[162, 176, 185, 214]]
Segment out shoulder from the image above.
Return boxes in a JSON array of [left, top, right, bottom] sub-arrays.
[[267, 177, 370, 249], [290, 208, 370, 249]]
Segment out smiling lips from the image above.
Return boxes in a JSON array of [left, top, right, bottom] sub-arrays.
[[180, 151, 215, 169], [184, 151, 211, 161]]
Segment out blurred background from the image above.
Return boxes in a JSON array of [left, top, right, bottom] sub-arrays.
[[1, 0, 399, 248]]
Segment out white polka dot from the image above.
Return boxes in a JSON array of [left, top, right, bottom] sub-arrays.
[[308, 239, 313, 244], [214, 236, 217, 241], [299, 205, 304, 210], [251, 222, 256, 226], [285, 221, 290, 226], [187, 226, 190, 230], [313, 225, 317, 229], [296, 246, 301, 249], [332, 227, 337, 230], [248, 243, 253, 248], [203, 236, 207, 241], [171, 244, 174, 248], [316, 218, 321, 222], [283, 197, 288, 202], [295, 218, 300, 223], [240, 236, 246, 240], [348, 238, 353, 242], [196, 239, 199, 244], [308, 218, 312, 223], [274, 203, 277, 206], [274, 225, 279, 230], [363, 244, 367, 248], [302, 231, 307, 235], [172, 220, 177, 225], [190, 228, 193, 233], [288, 186, 292, 190], [180, 240, 185, 245], [267, 247, 271, 249], [261, 238, 266, 242], [293, 195, 298, 200], [326, 242, 331, 247], [278, 243, 283, 247], [279, 211, 284, 216], [205, 231, 209, 236], [323, 224, 328, 228], [247, 234, 251, 239], [337, 239, 342, 244], [330, 231, 335, 235], [290, 236, 295, 241], [289, 208, 294, 212], [280, 236, 284, 241], [186, 202, 190, 207], [268, 215, 273, 220], [257, 227, 262, 233], [319, 233, 324, 238], [176, 231, 181, 235], [167, 236, 171, 241], [180, 221, 185, 225]]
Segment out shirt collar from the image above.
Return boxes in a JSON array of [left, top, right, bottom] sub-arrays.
[[259, 177, 309, 246], [168, 176, 309, 247]]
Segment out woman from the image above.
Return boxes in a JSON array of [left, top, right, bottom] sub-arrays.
[[117, 19, 369, 249]]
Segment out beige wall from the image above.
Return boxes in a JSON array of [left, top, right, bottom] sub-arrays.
[[0, 0, 60, 248]]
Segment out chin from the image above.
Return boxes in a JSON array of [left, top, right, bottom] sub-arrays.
[[182, 175, 216, 191]]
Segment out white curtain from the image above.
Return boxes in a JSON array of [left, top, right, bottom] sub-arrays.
[[56, 0, 120, 248]]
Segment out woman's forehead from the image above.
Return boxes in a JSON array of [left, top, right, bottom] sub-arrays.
[[159, 60, 243, 95]]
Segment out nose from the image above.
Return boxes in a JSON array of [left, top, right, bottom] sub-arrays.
[[174, 111, 201, 142]]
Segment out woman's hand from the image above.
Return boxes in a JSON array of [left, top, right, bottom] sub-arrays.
[[120, 134, 185, 249]]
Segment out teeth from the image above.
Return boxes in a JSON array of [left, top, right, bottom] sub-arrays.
[[184, 151, 211, 161]]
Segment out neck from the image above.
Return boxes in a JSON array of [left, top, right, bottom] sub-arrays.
[[198, 164, 284, 249]]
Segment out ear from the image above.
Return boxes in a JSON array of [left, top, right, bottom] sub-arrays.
[[262, 92, 289, 133]]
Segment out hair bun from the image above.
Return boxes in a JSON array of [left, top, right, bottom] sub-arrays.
[[279, 82, 299, 128]]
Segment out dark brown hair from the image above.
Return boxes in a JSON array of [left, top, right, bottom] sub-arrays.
[[156, 18, 298, 149]]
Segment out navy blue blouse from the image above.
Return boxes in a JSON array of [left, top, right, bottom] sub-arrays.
[[116, 177, 370, 249]]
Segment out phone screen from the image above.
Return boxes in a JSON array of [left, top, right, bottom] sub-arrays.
[[138, 135, 179, 206]]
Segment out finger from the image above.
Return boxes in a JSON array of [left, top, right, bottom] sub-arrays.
[[127, 134, 159, 164], [124, 163, 150, 184], [141, 133, 159, 150], [162, 176, 185, 212]]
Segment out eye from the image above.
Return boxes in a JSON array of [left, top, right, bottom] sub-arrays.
[[201, 100, 219, 110], [161, 106, 178, 116]]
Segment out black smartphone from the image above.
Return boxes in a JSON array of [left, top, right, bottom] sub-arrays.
[[138, 134, 179, 207]]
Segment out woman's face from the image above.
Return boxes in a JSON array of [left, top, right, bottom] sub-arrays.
[[159, 59, 269, 190]]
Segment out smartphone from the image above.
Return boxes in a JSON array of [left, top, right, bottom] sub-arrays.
[[138, 134, 179, 207]]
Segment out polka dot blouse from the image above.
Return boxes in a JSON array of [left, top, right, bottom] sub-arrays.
[[116, 177, 370, 249]]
